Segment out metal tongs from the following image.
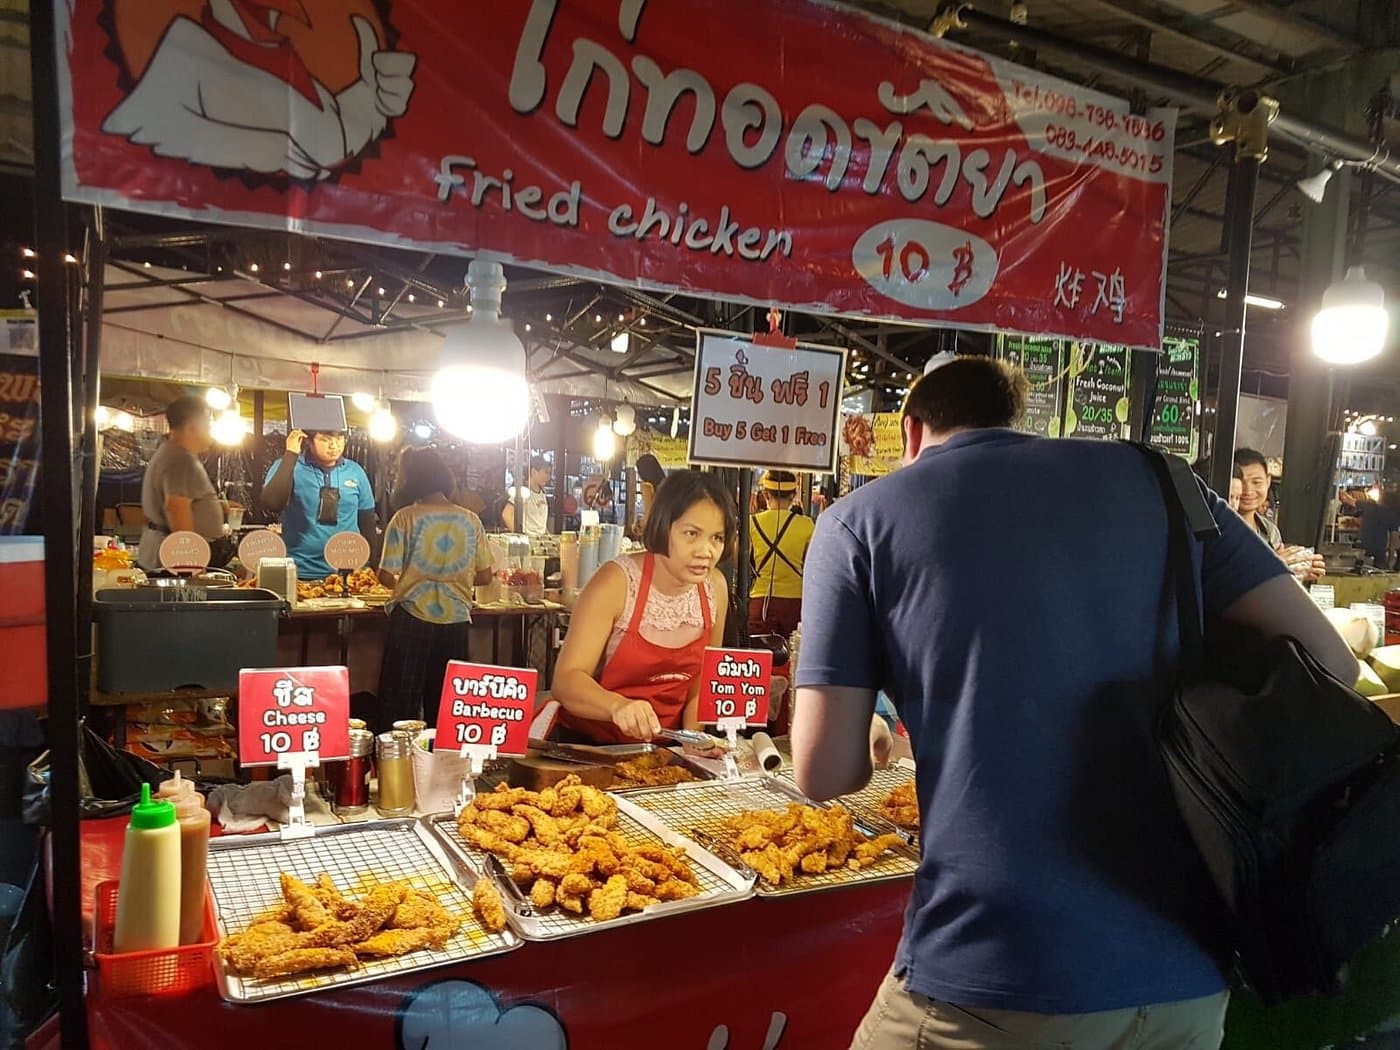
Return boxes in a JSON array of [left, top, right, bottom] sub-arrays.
[[485, 854, 535, 917], [656, 728, 724, 751]]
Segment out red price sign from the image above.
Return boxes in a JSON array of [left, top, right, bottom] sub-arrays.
[[434, 661, 536, 756], [237, 666, 350, 766], [698, 647, 773, 726]]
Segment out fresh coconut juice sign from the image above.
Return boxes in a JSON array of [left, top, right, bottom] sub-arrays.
[[998, 334, 1066, 438], [1065, 343, 1132, 439]]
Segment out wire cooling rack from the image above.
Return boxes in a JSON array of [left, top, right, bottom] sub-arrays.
[[778, 759, 919, 842], [427, 794, 754, 942], [207, 819, 520, 1004], [623, 777, 918, 897]]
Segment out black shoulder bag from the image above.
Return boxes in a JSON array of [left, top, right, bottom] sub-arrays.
[[1138, 443, 1400, 1004]]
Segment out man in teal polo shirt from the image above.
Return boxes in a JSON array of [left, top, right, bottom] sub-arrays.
[[261, 428, 379, 579]]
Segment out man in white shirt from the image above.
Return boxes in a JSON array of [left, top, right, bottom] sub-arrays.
[[503, 456, 552, 535]]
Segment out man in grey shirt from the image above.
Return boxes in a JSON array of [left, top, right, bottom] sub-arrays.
[[137, 396, 226, 570]]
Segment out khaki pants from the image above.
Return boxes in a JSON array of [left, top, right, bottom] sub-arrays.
[[852, 970, 1228, 1050]]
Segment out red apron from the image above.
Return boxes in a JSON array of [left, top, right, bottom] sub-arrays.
[[557, 554, 712, 744]]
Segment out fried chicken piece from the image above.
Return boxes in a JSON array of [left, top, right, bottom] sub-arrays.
[[458, 823, 526, 860], [353, 926, 451, 957], [390, 889, 458, 934], [578, 786, 615, 819], [880, 781, 920, 829], [574, 836, 621, 877], [852, 833, 905, 867], [471, 879, 508, 934], [800, 851, 830, 875], [654, 879, 700, 902], [588, 875, 629, 921], [743, 849, 782, 886], [514, 847, 574, 880], [252, 946, 358, 980], [476, 809, 532, 843], [558, 873, 596, 898], [508, 863, 536, 886], [636, 844, 699, 886], [474, 786, 529, 811], [536, 787, 558, 814], [734, 825, 775, 851], [300, 884, 406, 948], [280, 873, 329, 930], [626, 892, 659, 912], [512, 804, 561, 846], [553, 785, 586, 818], [218, 920, 301, 974], [529, 879, 557, 909], [315, 874, 359, 921], [618, 867, 657, 895]]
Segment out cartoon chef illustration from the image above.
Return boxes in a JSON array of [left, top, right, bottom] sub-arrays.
[[101, 0, 417, 180]]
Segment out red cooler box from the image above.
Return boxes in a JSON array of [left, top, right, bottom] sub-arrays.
[[0, 536, 45, 709]]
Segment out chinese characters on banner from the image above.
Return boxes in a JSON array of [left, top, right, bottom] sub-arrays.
[[689, 333, 844, 472], [1146, 336, 1200, 461], [56, 0, 1174, 346], [237, 667, 351, 765], [1064, 343, 1132, 440], [840, 413, 904, 477]]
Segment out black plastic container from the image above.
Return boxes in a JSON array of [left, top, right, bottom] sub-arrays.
[[94, 588, 287, 693]]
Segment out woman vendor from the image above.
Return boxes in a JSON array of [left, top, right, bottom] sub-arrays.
[[552, 471, 733, 743]]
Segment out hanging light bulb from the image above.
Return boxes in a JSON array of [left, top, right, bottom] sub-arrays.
[[610, 331, 630, 354], [1312, 266, 1388, 365], [612, 403, 637, 436], [205, 386, 232, 411], [369, 402, 398, 443], [594, 416, 617, 461], [350, 391, 376, 413], [212, 407, 246, 446], [431, 259, 530, 443], [94, 405, 111, 429]]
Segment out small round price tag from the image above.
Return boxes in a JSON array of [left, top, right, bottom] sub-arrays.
[[324, 531, 371, 571], [237, 529, 287, 573], [158, 531, 211, 574]]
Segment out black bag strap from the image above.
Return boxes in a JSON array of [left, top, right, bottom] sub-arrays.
[[753, 509, 802, 578], [1127, 443, 1219, 680]]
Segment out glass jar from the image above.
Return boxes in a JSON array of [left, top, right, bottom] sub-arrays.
[[324, 728, 375, 814], [375, 731, 416, 816]]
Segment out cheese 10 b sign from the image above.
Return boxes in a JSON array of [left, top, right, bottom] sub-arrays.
[[698, 648, 774, 726], [435, 661, 536, 756], [238, 666, 350, 765]]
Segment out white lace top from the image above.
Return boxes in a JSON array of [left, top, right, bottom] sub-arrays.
[[602, 555, 716, 665]]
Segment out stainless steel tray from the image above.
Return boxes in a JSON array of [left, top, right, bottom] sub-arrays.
[[623, 777, 919, 897], [206, 818, 520, 1003], [426, 794, 755, 942], [778, 758, 918, 842]]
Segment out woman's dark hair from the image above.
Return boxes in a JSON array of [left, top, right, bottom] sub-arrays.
[[391, 447, 456, 510], [642, 470, 737, 559], [902, 357, 1026, 435]]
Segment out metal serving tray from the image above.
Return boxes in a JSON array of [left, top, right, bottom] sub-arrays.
[[778, 758, 919, 843], [206, 818, 520, 1004], [623, 777, 919, 898], [426, 794, 754, 942]]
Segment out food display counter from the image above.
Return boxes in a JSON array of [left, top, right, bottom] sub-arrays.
[[48, 758, 916, 1050]]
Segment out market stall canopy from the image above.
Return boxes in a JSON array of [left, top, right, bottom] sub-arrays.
[[101, 263, 695, 406]]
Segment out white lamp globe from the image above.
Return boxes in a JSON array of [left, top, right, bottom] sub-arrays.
[[612, 404, 637, 436], [431, 260, 530, 443], [212, 408, 246, 446], [1312, 267, 1388, 365], [593, 417, 617, 461], [369, 404, 398, 443], [205, 386, 232, 411]]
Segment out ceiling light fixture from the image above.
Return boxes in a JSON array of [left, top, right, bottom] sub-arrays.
[[1216, 289, 1286, 310], [610, 331, 630, 354], [1312, 266, 1388, 365], [431, 259, 530, 444], [612, 404, 637, 436]]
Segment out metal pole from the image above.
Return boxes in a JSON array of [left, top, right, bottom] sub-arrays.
[[30, 3, 89, 1045], [75, 210, 105, 709], [1210, 156, 1261, 496]]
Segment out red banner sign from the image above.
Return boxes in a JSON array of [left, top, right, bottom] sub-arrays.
[[57, 0, 1174, 347], [434, 661, 536, 755], [698, 648, 773, 726], [237, 666, 350, 765]]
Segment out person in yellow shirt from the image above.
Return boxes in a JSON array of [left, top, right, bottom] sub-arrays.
[[749, 470, 815, 638]]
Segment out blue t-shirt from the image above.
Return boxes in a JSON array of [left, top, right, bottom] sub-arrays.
[[264, 454, 376, 579], [797, 430, 1288, 1014]]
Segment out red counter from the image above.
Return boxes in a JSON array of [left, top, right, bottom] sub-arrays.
[[56, 818, 907, 1050]]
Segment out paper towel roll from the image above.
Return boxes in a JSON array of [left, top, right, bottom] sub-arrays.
[[751, 732, 782, 773]]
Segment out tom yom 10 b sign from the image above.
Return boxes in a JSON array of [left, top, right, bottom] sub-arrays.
[[56, 0, 1174, 347]]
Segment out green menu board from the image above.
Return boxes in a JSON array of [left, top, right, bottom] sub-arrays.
[[997, 334, 1066, 438], [1065, 342, 1132, 440], [1147, 335, 1200, 461]]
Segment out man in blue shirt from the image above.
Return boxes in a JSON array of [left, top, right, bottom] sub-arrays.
[[792, 357, 1356, 1049], [261, 428, 379, 579]]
